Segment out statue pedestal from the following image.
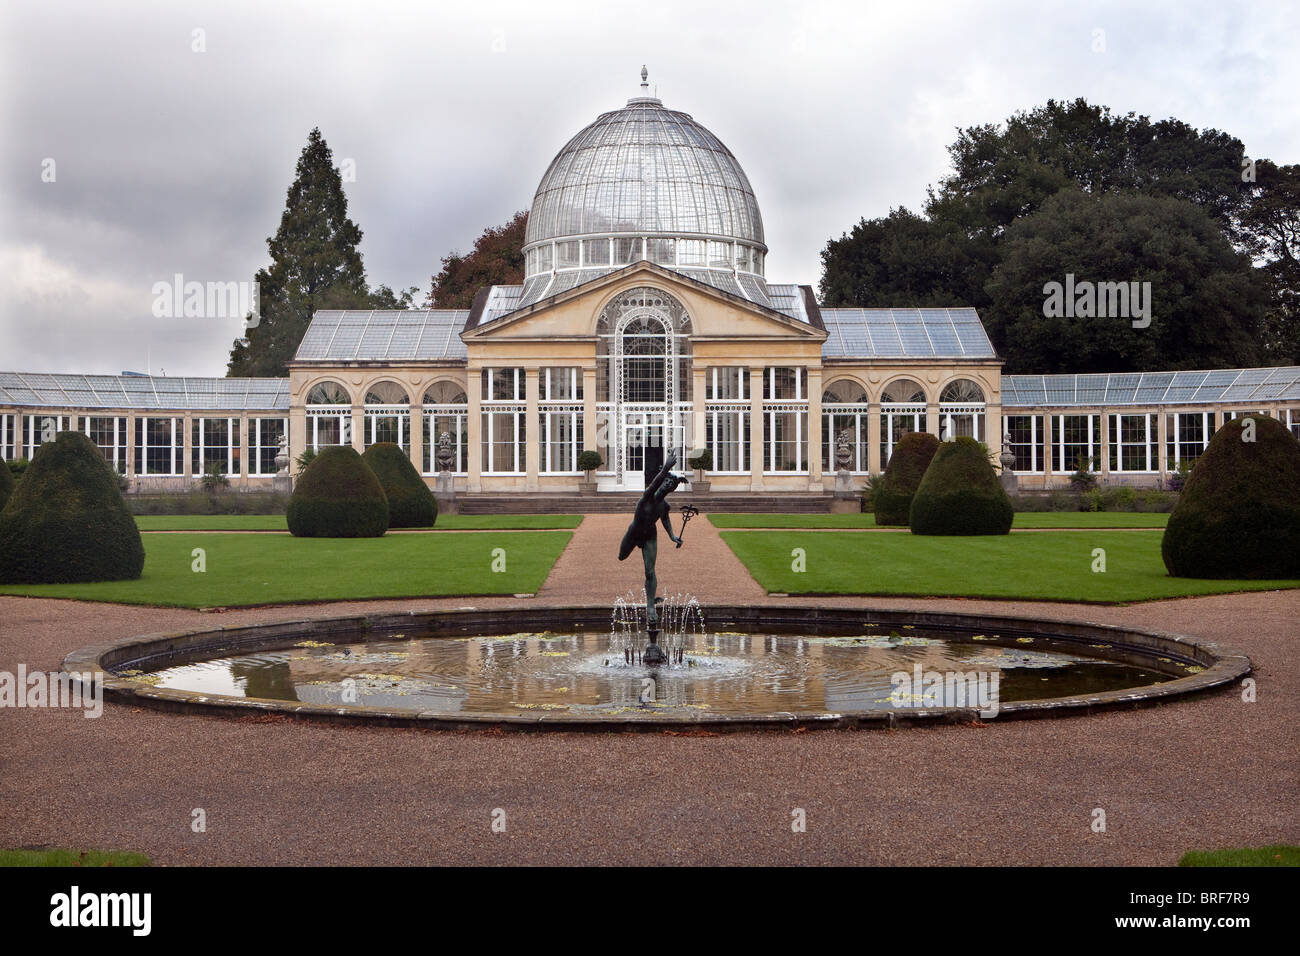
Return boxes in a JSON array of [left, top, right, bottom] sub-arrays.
[[435, 471, 458, 515], [831, 468, 858, 512], [1000, 471, 1019, 494], [272, 474, 293, 496]]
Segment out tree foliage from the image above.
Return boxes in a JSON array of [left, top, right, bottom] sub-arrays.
[[819, 98, 1295, 372], [908, 437, 1013, 535], [874, 431, 940, 526], [286, 445, 389, 538], [361, 443, 437, 528], [228, 128, 391, 377], [427, 211, 528, 309]]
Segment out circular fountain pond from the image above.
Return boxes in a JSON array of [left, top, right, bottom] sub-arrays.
[[65, 605, 1249, 729]]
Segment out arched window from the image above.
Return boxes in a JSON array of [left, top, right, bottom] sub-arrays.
[[939, 378, 986, 442], [423, 381, 468, 475], [822, 379, 869, 473], [363, 381, 410, 452], [880, 378, 927, 468], [305, 380, 351, 452]]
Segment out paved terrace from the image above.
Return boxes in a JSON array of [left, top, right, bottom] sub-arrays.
[[1, 515, 1296, 865]]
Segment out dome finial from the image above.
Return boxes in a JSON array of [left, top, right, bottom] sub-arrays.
[[640, 65, 649, 92]]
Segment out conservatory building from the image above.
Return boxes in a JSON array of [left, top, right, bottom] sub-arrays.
[[3, 77, 1300, 496]]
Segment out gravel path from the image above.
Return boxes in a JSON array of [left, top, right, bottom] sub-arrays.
[[1, 513, 1296, 866]]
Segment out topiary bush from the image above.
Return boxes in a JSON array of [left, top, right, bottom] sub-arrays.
[[909, 436, 1014, 535], [1162, 416, 1300, 578], [361, 442, 437, 528], [874, 432, 940, 525], [287, 445, 389, 538], [0, 460, 13, 511], [0, 431, 145, 583]]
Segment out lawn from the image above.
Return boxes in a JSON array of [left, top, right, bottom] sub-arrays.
[[709, 512, 1170, 529], [719, 529, 1300, 603], [1178, 846, 1300, 867], [0, 848, 150, 867], [0, 531, 572, 607], [133, 514, 583, 532]]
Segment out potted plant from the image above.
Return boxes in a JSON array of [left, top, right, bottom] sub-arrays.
[[577, 450, 603, 494], [1167, 458, 1193, 492], [1069, 455, 1099, 492], [686, 447, 712, 493]]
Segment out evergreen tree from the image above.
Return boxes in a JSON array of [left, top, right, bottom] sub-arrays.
[[227, 128, 369, 376]]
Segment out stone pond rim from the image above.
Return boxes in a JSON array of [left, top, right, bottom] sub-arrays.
[[61, 605, 1251, 732]]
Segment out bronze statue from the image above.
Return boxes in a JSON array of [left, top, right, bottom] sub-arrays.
[[618, 451, 687, 628]]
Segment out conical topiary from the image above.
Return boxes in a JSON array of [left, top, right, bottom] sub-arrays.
[[0, 430, 145, 583], [874, 432, 940, 526], [1162, 415, 1300, 578], [361, 443, 437, 528], [909, 436, 1014, 535], [287, 445, 389, 538], [0, 460, 13, 511]]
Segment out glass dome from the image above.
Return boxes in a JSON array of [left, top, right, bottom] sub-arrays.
[[523, 69, 767, 284]]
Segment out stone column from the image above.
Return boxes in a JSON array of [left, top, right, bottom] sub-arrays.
[[1157, 408, 1169, 477], [692, 366, 707, 451], [351, 404, 365, 454], [926, 401, 940, 439], [867, 402, 881, 474], [986, 404, 1003, 463], [806, 367, 822, 488], [409, 399, 424, 476], [1042, 412, 1055, 484], [182, 414, 193, 480], [466, 370, 482, 492], [748, 366, 764, 490], [524, 368, 540, 491], [239, 415, 250, 481]]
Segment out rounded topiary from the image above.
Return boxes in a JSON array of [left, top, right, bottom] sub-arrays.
[[0, 460, 13, 511], [577, 450, 603, 474], [909, 436, 1014, 535], [0, 431, 145, 583], [287, 445, 389, 538], [361, 443, 437, 528], [874, 432, 940, 526], [1162, 415, 1300, 578]]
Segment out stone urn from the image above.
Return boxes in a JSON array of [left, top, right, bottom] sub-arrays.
[[998, 433, 1019, 494]]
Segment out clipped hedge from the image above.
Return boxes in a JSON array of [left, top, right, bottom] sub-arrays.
[[361, 442, 437, 528], [286, 446, 389, 538], [909, 436, 1014, 535], [0, 461, 13, 511], [1162, 415, 1300, 578], [874, 432, 940, 526], [0, 431, 145, 583]]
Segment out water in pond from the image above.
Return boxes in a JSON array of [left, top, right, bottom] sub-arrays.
[[138, 629, 1188, 719]]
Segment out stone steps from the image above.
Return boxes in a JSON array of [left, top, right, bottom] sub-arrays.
[[455, 492, 836, 514]]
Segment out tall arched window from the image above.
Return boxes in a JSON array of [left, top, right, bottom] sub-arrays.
[[423, 381, 467, 475], [595, 287, 692, 487], [364, 381, 410, 453], [305, 380, 352, 452], [880, 378, 926, 468], [822, 379, 869, 473], [939, 378, 986, 442]]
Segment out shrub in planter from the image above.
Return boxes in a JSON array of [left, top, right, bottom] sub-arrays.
[[0, 431, 144, 583], [1162, 415, 1300, 578], [0, 461, 12, 511], [874, 432, 939, 526], [909, 436, 1014, 535], [287, 445, 389, 538], [577, 450, 603, 479], [361, 442, 437, 528]]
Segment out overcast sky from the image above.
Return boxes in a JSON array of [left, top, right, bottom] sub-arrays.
[[1, 0, 1296, 377]]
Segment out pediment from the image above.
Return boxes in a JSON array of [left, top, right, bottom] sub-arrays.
[[461, 261, 826, 343]]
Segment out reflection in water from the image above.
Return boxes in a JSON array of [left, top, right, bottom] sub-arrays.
[[142, 630, 1183, 718]]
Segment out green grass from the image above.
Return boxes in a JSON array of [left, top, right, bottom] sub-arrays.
[[708, 512, 1169, 529], [134, 514, 583, 532], [0, 531, 572, 607], [1178, 846, 1300, 867], [719, 529, 1300, 603], [0, 848, 150, 867]]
